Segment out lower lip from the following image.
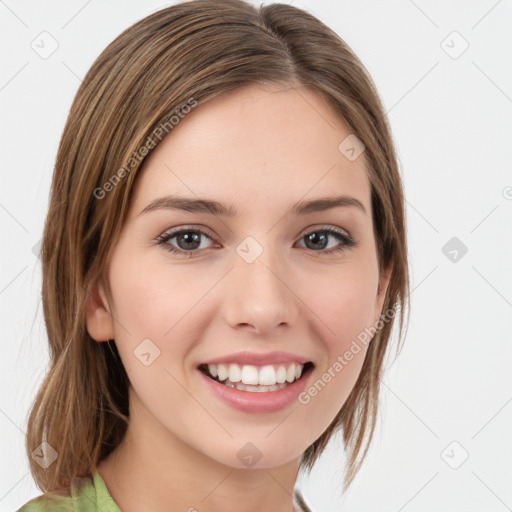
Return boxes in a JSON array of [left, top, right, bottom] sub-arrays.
[[198, 366, 314, 413]]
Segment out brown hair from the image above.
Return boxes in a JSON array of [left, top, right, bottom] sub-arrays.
[[26, 0, 409, 495]]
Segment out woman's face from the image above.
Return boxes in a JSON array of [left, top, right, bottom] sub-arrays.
[[87, 83, 390, 470]]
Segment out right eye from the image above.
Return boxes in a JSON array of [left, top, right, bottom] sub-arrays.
[[155, 227, 218, 257]]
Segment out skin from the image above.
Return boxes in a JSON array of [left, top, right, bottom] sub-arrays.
[[86, 82, 390, 512]]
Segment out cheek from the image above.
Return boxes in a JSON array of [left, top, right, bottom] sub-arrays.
[[296, 258, 378, 426], [108, 252, 210, 342], [306, 257, 379, 350], [106, 257, 209, 414], [105, 250, 221, 392]]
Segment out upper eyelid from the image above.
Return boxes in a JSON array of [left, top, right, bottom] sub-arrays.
[[159, 224, 353, 244], [160, 226, 217, 242]]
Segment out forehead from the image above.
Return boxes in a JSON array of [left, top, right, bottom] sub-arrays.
[[130, 83, 371, 219]]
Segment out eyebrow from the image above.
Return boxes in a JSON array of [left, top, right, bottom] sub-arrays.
[[138, 194, 367, 217]]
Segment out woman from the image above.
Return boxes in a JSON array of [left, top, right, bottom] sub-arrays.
[[18, 0, 409, 510]]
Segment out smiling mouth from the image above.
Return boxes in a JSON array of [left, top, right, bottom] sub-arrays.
[[198, 362, 314, 393]]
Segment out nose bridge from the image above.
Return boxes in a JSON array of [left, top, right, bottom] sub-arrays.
[[238, 233, 285, 295], [223, 233, 296, 333]]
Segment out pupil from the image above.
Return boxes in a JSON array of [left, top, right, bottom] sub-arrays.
[[306, 232, 327, 250], [178, 232, 201, 250]]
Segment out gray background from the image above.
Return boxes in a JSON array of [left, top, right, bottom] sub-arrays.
[[1, 1, 511, 510]]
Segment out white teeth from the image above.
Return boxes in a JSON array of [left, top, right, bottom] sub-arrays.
[[222, 380, 290, 392], [276, 366, 287, 383], [204, 362, 306, 387], [228, 364, 241, 383], [240, 365, 259, 385], [286, 363, 296, 383], [258, 365, 276, 386], [217, 364, 228, 381]]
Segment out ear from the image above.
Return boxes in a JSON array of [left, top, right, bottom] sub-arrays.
[[373, 264, 392, 326], [85, 276, 115, 342]]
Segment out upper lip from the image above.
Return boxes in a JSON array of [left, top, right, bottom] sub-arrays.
[[200, 351, 312, 367]]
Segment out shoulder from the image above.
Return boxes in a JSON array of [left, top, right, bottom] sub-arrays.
[[16, 495, 75, 512], [16, 495, 74, 512], [16, 476, 98, 512]]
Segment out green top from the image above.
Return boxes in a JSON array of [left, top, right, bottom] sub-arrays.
[[17, 472, 312, 511], [16, 472, 120, 512]]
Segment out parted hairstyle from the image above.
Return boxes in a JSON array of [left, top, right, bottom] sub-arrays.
[[25, 0, 410, 495]]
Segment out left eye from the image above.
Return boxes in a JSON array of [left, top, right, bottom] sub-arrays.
[[155, 226, 355, 257], [296, 228, 355, 253]]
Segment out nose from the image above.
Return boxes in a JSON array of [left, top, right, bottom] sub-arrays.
[[222, 246, 298, 336]]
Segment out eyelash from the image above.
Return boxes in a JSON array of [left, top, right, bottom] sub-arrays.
[[155, 225, 356, 258]]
